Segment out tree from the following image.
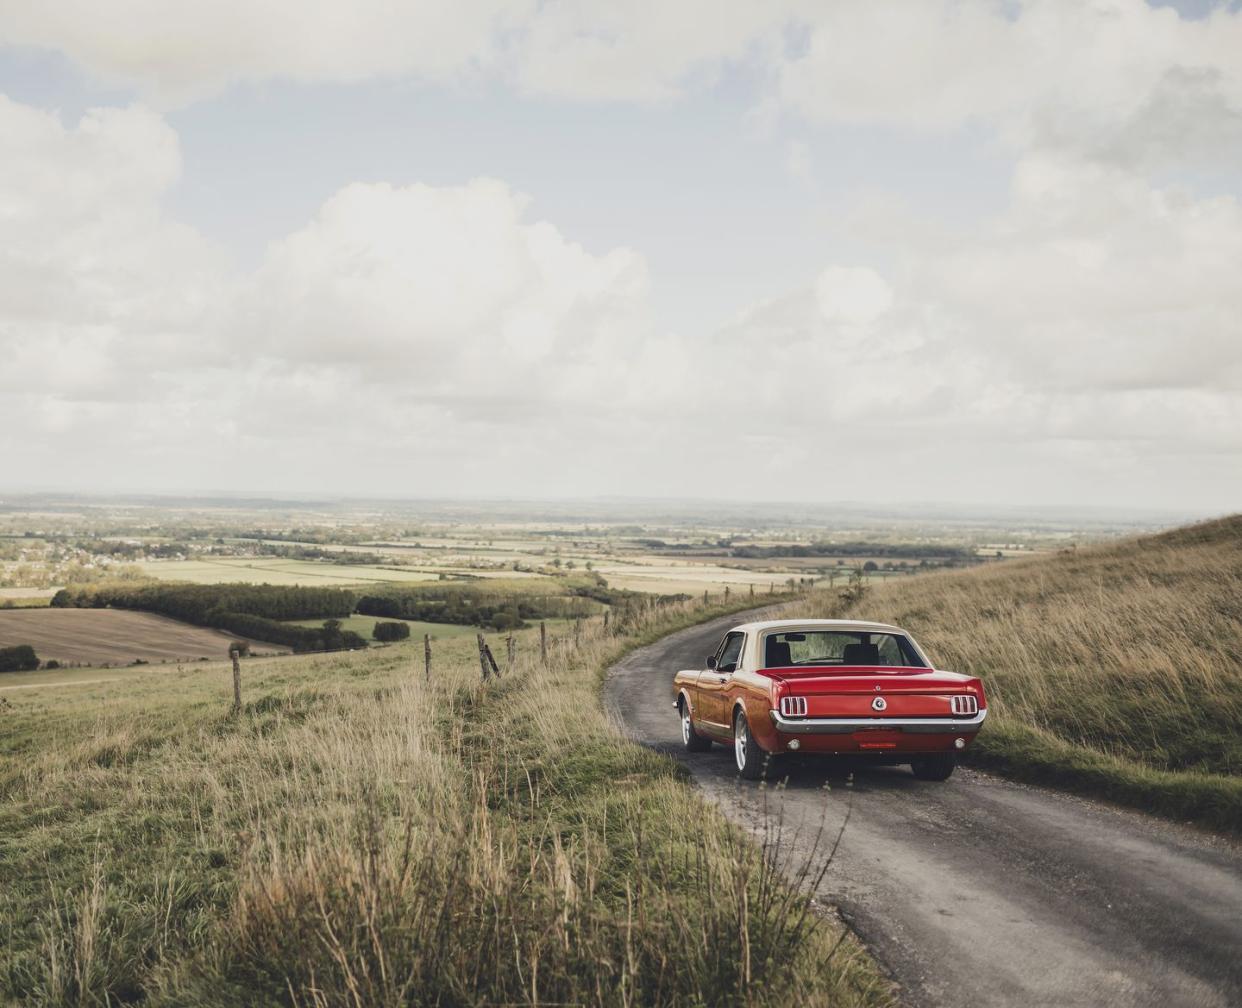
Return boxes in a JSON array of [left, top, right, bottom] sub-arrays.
[[863, 560, 879, 572], [0, 645, 40, 673], [373, 621, 411, 642]]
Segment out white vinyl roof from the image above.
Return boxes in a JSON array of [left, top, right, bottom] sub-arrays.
[[728, 618, 906, 635]]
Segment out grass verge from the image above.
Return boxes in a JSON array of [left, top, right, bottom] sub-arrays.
[[967, 721, 1242, 835], [1, 597, 891, 1006]]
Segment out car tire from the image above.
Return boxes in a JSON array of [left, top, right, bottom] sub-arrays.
[[733, 709, 767, 780], [911, 753, 956, 781], [679, 698, 713, 752]]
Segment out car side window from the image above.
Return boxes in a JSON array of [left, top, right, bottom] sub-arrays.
[[717, 632, 745, 673]]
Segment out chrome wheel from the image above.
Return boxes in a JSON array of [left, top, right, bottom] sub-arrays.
[[680, 699, 712, 752], [733, 711, 766, 780]]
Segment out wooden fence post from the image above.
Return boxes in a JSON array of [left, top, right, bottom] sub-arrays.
[[506, 633, 515, 673], [749, 583, 754, 600], [703, 589, 709, 608], [769, 581, 774, 595], [574, 619, 581, 647], [424, 634, 431, 681], [476, 633, 500, 681], [724, 585, 730, 602], [603, 609, 610, 632], [228, 645, 242, 713], [540, 621, 548, 665]]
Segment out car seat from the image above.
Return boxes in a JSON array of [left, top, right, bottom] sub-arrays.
[[765, 639, 793, 667], [842, 641, 880, 665]]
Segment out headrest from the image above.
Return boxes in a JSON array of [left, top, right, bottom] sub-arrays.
[[841, 641, 880, 665]]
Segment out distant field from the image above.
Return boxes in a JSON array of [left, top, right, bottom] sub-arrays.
[[0, 588, 55, 608], [138, 557, 442, 586], [0, 609, 288, 668], [593, 560, 806, 596]]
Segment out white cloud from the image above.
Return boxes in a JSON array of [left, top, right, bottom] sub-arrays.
[[776, 0, 1242, 168], [0, 0, 791, 106], [0, 96, 229, 413], [238, 177, 651, 413], [0, 0, 526, 105], [815, 267, 894, 328], [5, 0, 1242, 172]]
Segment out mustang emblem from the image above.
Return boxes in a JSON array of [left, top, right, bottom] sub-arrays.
[[872, 696, 887, 712]]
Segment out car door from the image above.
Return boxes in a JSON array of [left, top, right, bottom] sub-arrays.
[[698, 631, 745, 736]]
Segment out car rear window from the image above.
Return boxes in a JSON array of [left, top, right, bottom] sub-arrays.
[[763, 630, 927, 668]]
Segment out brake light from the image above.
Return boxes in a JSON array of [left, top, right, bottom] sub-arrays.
[[950, 694, 978, 716], [779, 695, 807, 717]]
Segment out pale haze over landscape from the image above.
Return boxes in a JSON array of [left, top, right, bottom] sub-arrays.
[[1, 0, 1240, 511]]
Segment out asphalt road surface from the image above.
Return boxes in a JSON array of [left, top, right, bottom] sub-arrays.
[[604, 610, 1242, 1008]]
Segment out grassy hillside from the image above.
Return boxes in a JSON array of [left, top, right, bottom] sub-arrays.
[[818, 514, 1242, 833], [0, 599, 891, 1007]]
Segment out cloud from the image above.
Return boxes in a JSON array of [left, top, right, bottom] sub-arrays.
[[815, 267, 895, 328], [776, 0, 1242, 168], [0, 0, 526, 105], [5, 0, 1242, 174], [236, 177, 651, 417], [0, 96, 229, 412], [0, 0, 790, 106]]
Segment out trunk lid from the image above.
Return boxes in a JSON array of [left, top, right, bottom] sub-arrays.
[[767, 665, 984, 720]]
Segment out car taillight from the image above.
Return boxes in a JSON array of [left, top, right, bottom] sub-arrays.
[[779, 696, 807, 717], [950, 694, 978, 716]]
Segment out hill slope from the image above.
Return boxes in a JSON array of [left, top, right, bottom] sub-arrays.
[[823, 514, 1242, 832], [0, 599, 889, 1006]]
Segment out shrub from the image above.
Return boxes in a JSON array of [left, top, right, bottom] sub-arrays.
[[0, 645, 39, 673], [372, 621, 410, 642]]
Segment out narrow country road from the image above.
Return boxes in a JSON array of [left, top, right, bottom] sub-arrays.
[[604, 610, 1242, 1008]]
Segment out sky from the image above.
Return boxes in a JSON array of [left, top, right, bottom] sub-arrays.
[[0, 0, 1240, 513]]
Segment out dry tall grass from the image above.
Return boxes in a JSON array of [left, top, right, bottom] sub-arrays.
[[801, 515, 1242, 831], [1, 600, 889, 1006]]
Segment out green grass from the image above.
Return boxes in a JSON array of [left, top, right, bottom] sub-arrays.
[[968, 720, 1242, 836], [0, 597, 891, 1007], [0, 595, 54, 609]]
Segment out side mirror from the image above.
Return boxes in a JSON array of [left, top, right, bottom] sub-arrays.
[[706, 655, 718, 670]]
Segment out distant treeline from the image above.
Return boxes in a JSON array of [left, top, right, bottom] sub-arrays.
[[47, 576, 684, 642], [356, 587, 600, 631], [79, 540, 186, 559], [256, 543, 390, 565], [731, 542, 976, 561], [52, 583, 355, 622], [0, 644, 39, 673], [51, 583, 358, 652]]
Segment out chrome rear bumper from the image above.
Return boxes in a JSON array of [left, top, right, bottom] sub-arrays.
[[770, 709, 987, 734]]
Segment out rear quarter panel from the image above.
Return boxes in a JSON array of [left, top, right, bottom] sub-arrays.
[[727, 671, 778, 750]]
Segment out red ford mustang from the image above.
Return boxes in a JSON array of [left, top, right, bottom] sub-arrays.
[[673, 618, 987, 781]]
